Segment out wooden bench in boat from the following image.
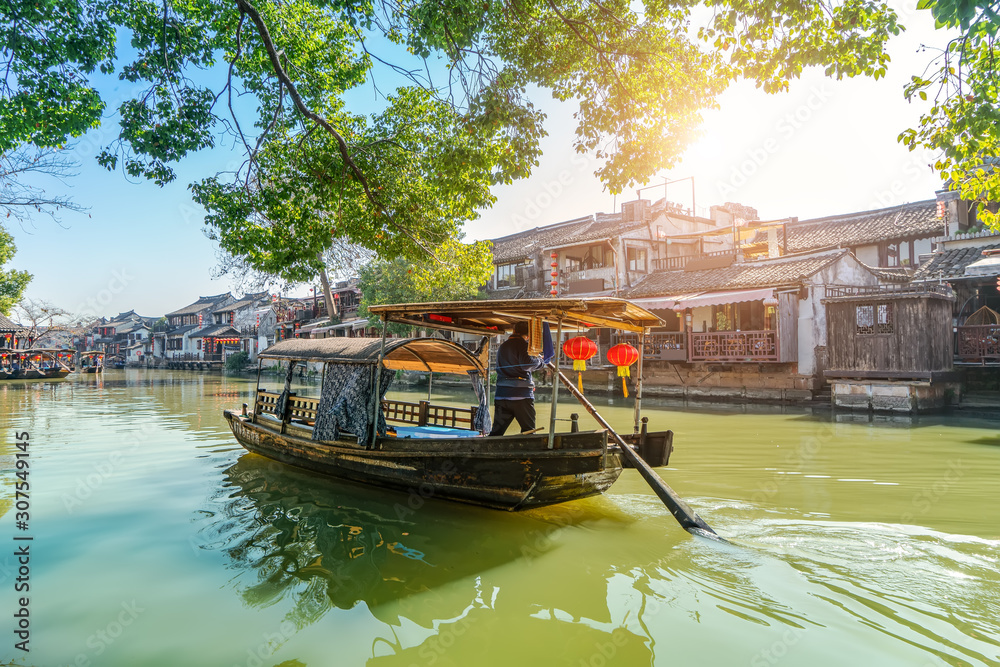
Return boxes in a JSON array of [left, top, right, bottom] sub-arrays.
[[252, 390, 478, 434], [381, 399, 478, 430]]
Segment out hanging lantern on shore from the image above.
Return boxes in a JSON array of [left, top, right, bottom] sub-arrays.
[[763, 295, 779, 310], [606, 343, 639, 398], [562, 336, 598, 391]]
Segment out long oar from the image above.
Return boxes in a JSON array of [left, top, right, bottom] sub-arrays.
[[548, 363, 720, 539]]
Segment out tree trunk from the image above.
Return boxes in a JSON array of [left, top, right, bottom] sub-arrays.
[[318, 261, 339, 321]]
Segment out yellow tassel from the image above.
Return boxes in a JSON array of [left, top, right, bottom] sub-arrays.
[[573, 359, 586, 372], [622, 376, 628, 398], [578, 372, 584, 392]]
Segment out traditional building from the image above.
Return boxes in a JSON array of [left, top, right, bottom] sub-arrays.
[[0, 313, 26, 349], [912, 227, 1000, 366], [781, 199, 945, 269], [822, 283, 959, 412], [156, 293, 235, 362], [88, 310, 154, 360], [619, 249, 898, 400]]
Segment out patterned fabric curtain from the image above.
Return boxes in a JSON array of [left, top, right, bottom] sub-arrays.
[[468, 370, 492, 435], [312, 364, 394, 443], [275, 361, 296, 418]]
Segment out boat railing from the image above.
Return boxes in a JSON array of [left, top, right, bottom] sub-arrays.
[[254, 390, 478, 432], [253, 390, 320, 429], [382, 399, 479, 430]]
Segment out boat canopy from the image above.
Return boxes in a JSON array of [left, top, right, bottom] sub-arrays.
[[367, 297, 663, 335], [259, 337, 486, 375]]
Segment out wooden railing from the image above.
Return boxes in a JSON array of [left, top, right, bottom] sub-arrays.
[[168, 352, 222, 362], [383, 399, 478, 429], [651, 250, 734, 272], [253, 391, 477, 430], [825, 283, 953, 299], [612, 332, 687, 361], [956, 325, 1000, 360], [689, 330, 778, 362]]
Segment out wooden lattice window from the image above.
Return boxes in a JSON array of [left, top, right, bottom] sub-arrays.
[[856, 302, 893, 335]]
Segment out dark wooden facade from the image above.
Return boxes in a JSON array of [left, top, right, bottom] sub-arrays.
[[823, 285, 955, 378]]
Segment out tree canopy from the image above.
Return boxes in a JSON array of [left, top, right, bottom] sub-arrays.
[[357, 238, 492, 334], [0, 225, 32, 316], [901, 0, 1000, 224], [2, 0, 905, 285]]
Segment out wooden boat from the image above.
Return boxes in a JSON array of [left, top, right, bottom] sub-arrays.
[[224, 298, 675, 512], [80, 351, 105, 374], [0, 348, 72, 380]]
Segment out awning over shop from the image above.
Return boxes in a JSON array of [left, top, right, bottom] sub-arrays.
[[671, 287, 775, 310], [310, 319, 369, 335], [628, 297, 676, 310]]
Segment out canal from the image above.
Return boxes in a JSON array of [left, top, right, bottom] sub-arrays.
[[1, 369, 998, 666]]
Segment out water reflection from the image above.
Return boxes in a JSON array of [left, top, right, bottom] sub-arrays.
[[197, 454, 563, 621], [193, 454, 665, 664]]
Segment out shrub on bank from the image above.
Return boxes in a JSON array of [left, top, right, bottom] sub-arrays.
[[225, 351, 250, 372]]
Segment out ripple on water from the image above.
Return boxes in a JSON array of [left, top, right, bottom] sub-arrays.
[[715, 515, 1000, 666]]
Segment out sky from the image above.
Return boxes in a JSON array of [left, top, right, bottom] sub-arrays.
[[7, 0, 953, 321]]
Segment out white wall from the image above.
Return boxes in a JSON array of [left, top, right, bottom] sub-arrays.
[[797, 254, 881, 375], [690, 305, 713, 332], [854, 244, 879, 266]]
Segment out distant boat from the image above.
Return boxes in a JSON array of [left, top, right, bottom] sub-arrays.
[[0, 348, 72, 380], [80, 351, 105, 374], [224, 298, 674, 511]]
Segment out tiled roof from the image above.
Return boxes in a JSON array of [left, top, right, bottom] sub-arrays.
[[189, 325, 241, 339], [785, 200, 943, 252], [623, 251, 851, 298], [913, 242, 1000, 281], [166, 293, 232, 317], [214, 298, 254, 313], [0, 313, 25, 333], [490, 213, 655, 264], [111, 321, 149, 334], [551, 215, 650, 247], [165, 324, 199, 337], [863, 266, 913, 282], [491, 217, 593, 263]]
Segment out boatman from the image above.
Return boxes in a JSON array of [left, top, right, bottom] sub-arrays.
[[489, 321, 549, 436]]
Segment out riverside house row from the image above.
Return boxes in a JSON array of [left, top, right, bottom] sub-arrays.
[[485, 189, 999, 410], [64, 280, 366, 369]]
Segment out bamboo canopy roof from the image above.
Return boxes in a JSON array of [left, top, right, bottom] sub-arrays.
[[367, 297, 663, 335], [965, 305, 1000, 326], [259, 337, 486, 374]]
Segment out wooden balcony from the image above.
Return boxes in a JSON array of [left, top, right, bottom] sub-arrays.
[[613, 332, 687, 361], [168, 352, 223, 362], [689, 330, 778, 362], [612, 330, 780, 363], [651, 250, 735, 272], [956, 324, 1000, 361]]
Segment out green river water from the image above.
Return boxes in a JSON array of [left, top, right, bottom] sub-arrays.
[[0, 369, 998, 666]]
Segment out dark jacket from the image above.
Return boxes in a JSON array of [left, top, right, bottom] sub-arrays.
[[494, 335, 544, 400]]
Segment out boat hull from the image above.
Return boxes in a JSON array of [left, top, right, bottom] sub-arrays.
[[224, 410, 623, 511]]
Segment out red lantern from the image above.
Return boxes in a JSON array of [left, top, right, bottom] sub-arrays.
[[562, 336, 598, 391], [606, 343, 639, 398]]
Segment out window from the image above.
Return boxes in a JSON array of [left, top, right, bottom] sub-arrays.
[[878, 242, 901, 268], [626, 246, 647, 272], [582, 245, 607, 269], [495, 262, 518, 287], [856, 302, 893, 335]]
